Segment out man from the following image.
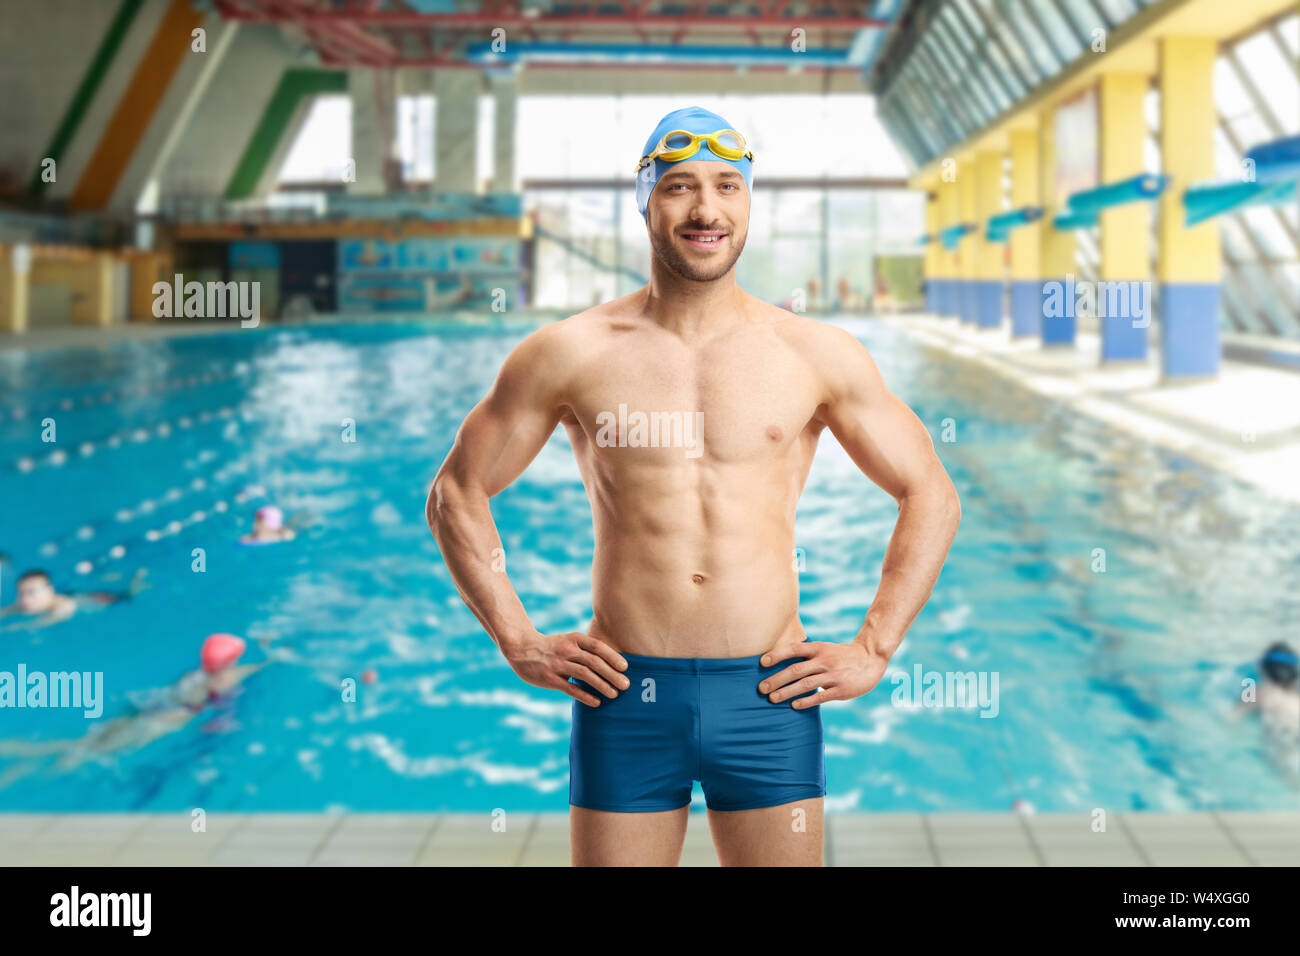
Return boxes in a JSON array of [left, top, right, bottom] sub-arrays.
[[1, 567, 147, 630], [1, 570, 77, 626], [428, 106, 961, 866]]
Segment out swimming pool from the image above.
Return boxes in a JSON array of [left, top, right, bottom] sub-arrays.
[[1, 317, 1297, 813]]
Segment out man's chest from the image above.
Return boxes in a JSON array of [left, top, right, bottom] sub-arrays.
[[563, 341, 824, 464]]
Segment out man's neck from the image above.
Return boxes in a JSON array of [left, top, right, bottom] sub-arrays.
[[641, 258, 748, 340]]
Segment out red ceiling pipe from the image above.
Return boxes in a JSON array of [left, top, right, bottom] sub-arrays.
[[320, 59, 865, 72], [217, 10, 889, 30], [255, 0, 397, 65]]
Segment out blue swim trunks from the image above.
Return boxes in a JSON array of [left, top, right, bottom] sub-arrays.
[[569, 648, 826, 813]]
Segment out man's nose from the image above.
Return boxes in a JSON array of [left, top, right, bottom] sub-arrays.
[[688, 192, 719, 224]]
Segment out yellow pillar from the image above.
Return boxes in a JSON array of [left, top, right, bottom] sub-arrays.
[[958, 156, 977, 323], [129, 251, 173, 321], [1009, 127, 1041, 337], [939, 173, 962, 318], [973, 148, 1004, 328], [1098, 71, 1151, 360], [0, 244, 31, 334], [1039, 104, 1077, 345], [81, 253, 116, 326], [1158, 36, 1221, 378]]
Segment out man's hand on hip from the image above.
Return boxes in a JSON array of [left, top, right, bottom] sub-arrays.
[[758, 640, 888, 708], [503, 631, 630, 708]]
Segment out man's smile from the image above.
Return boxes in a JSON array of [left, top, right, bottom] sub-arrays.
[[680, 229, 728, 250]]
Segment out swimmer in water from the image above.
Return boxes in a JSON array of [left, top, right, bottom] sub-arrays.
[[0, 570, 77, 626], [1243, 643, 1300, 786], [0, 633, 269, 787], [240, 505, 296, 544], [0, 567, 148, 631]]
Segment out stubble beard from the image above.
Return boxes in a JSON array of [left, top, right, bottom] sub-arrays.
[[648, 216, 748, 283]]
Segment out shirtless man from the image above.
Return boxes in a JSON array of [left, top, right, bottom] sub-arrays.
[[428, 106, 961, 866]]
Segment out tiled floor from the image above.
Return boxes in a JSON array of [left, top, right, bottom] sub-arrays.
[[887, 314, 1300, 505], [0, 812, 1294, 866]]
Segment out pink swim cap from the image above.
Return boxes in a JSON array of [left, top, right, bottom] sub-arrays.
[[201, 633, 246, 673], [255, 505, 284, 530]]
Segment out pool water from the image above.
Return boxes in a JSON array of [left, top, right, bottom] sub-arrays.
[[1, 318, 1297, 813]]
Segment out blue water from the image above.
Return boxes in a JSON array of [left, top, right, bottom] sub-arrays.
[[1, 318, 1297, 813]]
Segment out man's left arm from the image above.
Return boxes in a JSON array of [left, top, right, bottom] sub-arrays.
[[761, 326, 961, 707]]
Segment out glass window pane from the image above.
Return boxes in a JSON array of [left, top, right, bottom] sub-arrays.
[[397, 94, 433, 182], [477, 95, 495, 189], [278, 95, 351, 184], [1231, 35, 1298, 135], [1214, 59, 1254, 121], [1277, 14, 1298, 57], [1030, 0, 1085, 60], [1241, 206, 1295, 259]]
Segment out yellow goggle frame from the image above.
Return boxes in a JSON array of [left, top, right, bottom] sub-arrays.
[[636, 128, 753, 172]]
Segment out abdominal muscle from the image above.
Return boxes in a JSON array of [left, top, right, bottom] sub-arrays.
[[581, 459, 808, 659]]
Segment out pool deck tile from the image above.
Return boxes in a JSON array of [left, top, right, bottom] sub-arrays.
[[2, 811, 1296, 865]]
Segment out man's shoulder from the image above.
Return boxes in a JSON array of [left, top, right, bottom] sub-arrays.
[[522, 295, 641, 355], [761, 303, 867, 358], [561, 291, 645, 331], [501, 298, 635, 390]]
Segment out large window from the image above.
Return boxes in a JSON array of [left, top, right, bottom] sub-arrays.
[[522, 94, 920, 310], [527, 185, 923, 310], [394, 94, 497, 188], [517, 93, 910, 180], [279, 96, 352, 184]]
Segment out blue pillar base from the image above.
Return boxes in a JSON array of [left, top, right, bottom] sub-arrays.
[[1161, 283, 1221, 378], [1010, 281, 1039, 338], [1040, 279, 1075, 346], [1100, 280, 1150, 361], [1100, 314, 1148, 361], [974, 280, 1003, 329], [961, 280, 977, 324]]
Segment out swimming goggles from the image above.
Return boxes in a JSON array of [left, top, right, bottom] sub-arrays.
[[636, 128, 754, 172]]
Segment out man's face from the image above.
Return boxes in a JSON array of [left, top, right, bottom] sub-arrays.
[[17, 576, 55, 614], [645, 161, 749, 282]]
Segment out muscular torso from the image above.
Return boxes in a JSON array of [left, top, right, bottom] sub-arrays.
[[555, 295, 828, 657]]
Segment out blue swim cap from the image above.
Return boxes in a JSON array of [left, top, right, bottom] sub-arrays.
[[636, 106, 754, 219]]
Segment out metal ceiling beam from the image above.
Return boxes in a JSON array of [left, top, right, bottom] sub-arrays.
[[216, 9, 890, 31]]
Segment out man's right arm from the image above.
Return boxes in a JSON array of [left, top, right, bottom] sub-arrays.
[[426, 322, 628, 707]]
